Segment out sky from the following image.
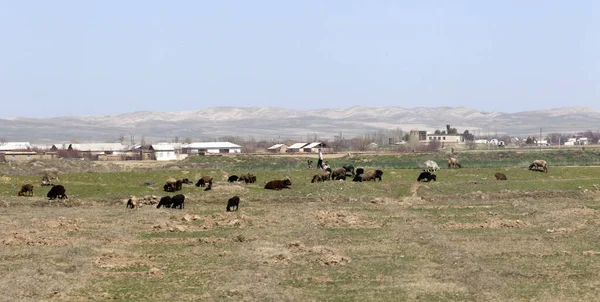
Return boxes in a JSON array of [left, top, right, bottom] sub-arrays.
[[0, 0, 598, 118]]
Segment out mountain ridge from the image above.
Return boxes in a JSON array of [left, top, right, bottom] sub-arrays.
[[1, 106, 599, 143]]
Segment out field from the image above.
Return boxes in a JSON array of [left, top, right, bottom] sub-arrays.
[[1, 150, 600, 301]]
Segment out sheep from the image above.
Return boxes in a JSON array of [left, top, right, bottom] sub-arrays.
[[164, 183, 176, 192], [170, 194, 185, 209], [156, 196, 173, 208], [47, 185, 67, 200], [126, 196, 138, 209], [227, 196, 240, 212], [529, 160, 548, 173], [264, 178, 292, 190], [417, 171, 437, 182], [41, 170, 59, 186], [311, 170, 331, 183], [239, 173, 257, 184], [181, 178, 193, 185], [334, 175, 346, 181], [195, 176, 213, 188], [228, 175, 239, 183], [204, 183, 212, 191], [424, 160, 440, 172], [494, 172, 507, 180], [342, 165, 355, 176], [352, 170, 383, 182], [355, 168, 365, 176], [448, 157, 461, 168], [17, 184, 34, 196], [330, 167, 347, 181], [164, 178, 179, 192]]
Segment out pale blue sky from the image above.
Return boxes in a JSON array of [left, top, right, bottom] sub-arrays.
[[1, 0, 598, 118]]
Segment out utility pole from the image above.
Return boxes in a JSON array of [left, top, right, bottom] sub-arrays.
[[540, 128, 542, 152]]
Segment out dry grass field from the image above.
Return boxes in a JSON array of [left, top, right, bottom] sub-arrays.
[[1, 152, 600, 301]]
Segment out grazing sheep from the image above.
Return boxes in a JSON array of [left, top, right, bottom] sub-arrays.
[[264, 179, 292, 190], [195, 176, 213, 187], [41, 170, 59, 186], [355, 168, 365, 176], [156, 196, 173, 208], [170, 194, 185, 209], [330, 167, 347, 180], [335, 175, 346, 181], [239, 173, 257, 184], [448, 157, 462, 168], [164, 178, 179, 192], [360, 169, 384, 181], [494, 172, 508, 180], [181, 178, 193, 185], [424, 160, 440, 172], [311, 170, 331, 183], [227, 196, 240, 212], [175, 180, 183, 191], [417, 171, 437, 182], [164, 183, 176, 192], [126, 196, 137, 209], [47, 185, 67, 200], [17, 184, 34, 196], [228, 175, 239, 183], [352, 175, 363, 182], [342, 165, 355, 176], [529, 160, 548, 173]]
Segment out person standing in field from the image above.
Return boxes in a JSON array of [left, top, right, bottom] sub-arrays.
[[317, 148, 324, 170]]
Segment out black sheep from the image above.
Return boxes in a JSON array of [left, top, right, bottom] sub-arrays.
[[417, 171, 437, 182], [164, 183, 176, 192], [227, 196, 240, 212], [228, 175, 239, 183], [156, 196, 173, 208], [171, 194, 185, 209], [355, 168, 365, 176], [47, 185, 67, 200]]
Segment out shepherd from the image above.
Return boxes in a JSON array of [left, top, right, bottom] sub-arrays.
[[317, 148, 324, 170]]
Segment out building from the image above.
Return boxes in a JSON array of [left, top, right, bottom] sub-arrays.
[[52, 143, 127, 155], [287, 143, 308, 153], [182, 142, 242, 154], [150, 143, 177, 161], [302, 142, 325, 153], [267, 144, 288, 153], [0, 151, 58, 163], [0, 142, 32, 151]]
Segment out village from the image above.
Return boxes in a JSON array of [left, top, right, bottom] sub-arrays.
[[0, 127, 592, 163]]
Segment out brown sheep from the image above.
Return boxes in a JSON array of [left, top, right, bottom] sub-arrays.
[[18, 184, 34, 196], [195, 176, 213, 187], [529, 160, 548, 173], [311, 171, 331, 183], [358, 169, 384, 182], [448, 157, 461, 168], [330, 167, 347, 180], [264, 179, 292, 190], [494, 172, 507, 180], [239, 173, 257, 184]]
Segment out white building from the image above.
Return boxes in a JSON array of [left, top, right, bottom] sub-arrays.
[[0, 142, 32, 151], [287, 143, 308, 153], [183, 142, 242, 154], [267, 144, 288, 153], [150, 143, 177, 161]]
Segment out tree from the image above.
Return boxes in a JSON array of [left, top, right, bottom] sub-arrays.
[[525, 136, 534, 145], [462, 130, 475, 141]]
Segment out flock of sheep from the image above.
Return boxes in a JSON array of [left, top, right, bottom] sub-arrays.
[[14, 158, 549, 212], [419, 157, 548, 183]]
